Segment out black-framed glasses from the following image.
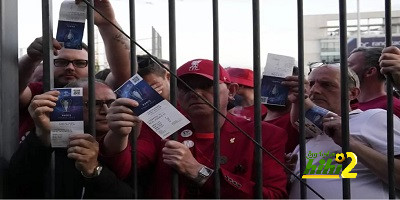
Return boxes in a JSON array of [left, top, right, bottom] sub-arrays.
[[84, 99, 115, 109], [54, 58, 88, 68]]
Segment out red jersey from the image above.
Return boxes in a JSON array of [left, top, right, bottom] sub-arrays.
[[19, 82, 43, 141], [355, 95, 400, 117], [101, 113, 287, 198], [265, 113, 299, 154]]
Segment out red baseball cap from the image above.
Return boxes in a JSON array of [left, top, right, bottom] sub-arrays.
[[177, 59, 231, 83], [226, 67, 254, 88]]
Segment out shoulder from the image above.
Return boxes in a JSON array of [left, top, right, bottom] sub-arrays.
[[28, 82, 44, 97], [358, 108, 386, 116]]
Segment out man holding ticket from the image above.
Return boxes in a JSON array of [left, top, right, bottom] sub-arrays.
[[284, 64, 400, 198], [101, 59, 288, 198], [18, 0, 131, 141], [8, 79, 137, 198]]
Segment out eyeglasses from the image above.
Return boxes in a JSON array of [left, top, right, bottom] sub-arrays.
[[84, 99, 115, 109], [54, 58, 88, 68]]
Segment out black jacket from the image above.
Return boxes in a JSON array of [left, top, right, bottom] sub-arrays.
[[7, 130, 135, 198]]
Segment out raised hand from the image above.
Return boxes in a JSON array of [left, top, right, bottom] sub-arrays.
[[28, 90, 60, 146], [67, 133, 100, 177]]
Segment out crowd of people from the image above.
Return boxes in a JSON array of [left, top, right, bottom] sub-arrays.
[[5, 0, 400, 198]]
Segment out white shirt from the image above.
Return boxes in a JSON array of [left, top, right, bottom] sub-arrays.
[[289, 109, 400, 199]]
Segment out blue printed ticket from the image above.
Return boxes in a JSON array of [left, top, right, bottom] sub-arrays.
[[56, 0, 86, 49], [115, 74, 190, 139], [50, 88, 84, 148], [261, 53, 295, 106], [295, 105, 330, 138], [261, 75, 289, 106]]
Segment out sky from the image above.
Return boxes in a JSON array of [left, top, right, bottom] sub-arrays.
[[18, 0, 400, 70]]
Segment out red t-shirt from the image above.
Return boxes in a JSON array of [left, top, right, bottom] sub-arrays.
[[101, 113, 287, 199], [265, 113, 299, 154], [355, 95, 400, 118], [19, 82, 43, 141]]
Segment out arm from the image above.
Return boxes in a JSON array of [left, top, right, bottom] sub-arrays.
[[67, 133, 136, 198], [104, 98, 141, 155], [349, 139, 400, 189], [380, 46, 400, 90], [282, 75, 313, 128], [28, 90, 60, 146], [83, 166, 135, 198], [7, 130, 54, 198], [100, 124, 160, 180], [323, 112, 400, 189], [19, 38, 61, 107], [162, 126, 288, 198], [83, 0, 131, 89]]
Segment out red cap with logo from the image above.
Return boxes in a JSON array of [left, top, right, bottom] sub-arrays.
[[226, 67, 254, 88], [177, 59, 231, 83]]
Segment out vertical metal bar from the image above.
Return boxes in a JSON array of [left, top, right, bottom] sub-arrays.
[[212, 0, 221, 198], [41, 0, 55, 197], [87, 0, 96, 137], [152, 26, 156, 57], [0, 0, 18, 197], [297, 0, 307, 198], [384, 0, 395, 198], [168, 0, 179, 198], [356, 0, 361, 48], [129, 0, 138, 198], [42, 0, 54, 92], [339, 0, 350, 198], [158, 34, 162, 58], [252, 0, 262, 198]]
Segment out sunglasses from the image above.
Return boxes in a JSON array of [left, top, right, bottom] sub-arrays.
[[54, 58, 88, 68]]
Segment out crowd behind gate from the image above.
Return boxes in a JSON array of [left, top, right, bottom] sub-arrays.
[[5, 0, 400, 198]]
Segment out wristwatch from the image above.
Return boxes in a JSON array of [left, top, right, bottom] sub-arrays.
[[195, 165, 214, 185], [81, 165, 103, 178]]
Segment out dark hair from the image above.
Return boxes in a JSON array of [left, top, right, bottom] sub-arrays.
[[95, 68, 111, 81], [137, 54, 170, 78], [81, 42, 88, 52], [350, 47, 384, 81]]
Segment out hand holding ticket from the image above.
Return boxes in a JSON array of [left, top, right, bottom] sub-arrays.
[[56, 0, 87, 49], [115, 74, 190, 139], [50, 88, 84, 148], [295, 105, 330, 138], [261, 53, 296, 106]]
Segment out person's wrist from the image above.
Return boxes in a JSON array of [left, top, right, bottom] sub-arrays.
[[193, 165, 214, 186], [103, 130, 129, 154], [81, 163, 102, 178], [35, 126, 51, 147], [25, 53, 43, 64], [109, 128, 130, 140]]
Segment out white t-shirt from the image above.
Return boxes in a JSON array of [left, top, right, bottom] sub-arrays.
[[289, 109, 400, 199]]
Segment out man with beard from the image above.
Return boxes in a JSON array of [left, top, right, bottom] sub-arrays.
[[18, 0, 131, 141], [8, 79, 137, 198]]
